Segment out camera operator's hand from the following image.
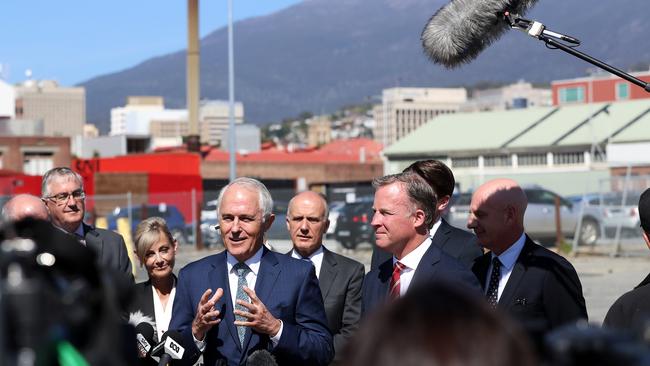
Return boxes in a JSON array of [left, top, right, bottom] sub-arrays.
[[192, 288, 223, 341]]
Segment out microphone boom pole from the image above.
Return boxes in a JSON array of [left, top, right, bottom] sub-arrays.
[[507, 13, 650, 93]]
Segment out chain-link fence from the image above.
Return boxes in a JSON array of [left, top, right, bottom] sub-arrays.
[[571, 172, 649, 256]]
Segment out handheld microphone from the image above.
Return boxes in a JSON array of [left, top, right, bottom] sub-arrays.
[[246, 349, 278, 366], [421, 0, 540, 68], [150, 330, 185, 366], [134, 322, 155, 358], [128, 311, 157, 358]]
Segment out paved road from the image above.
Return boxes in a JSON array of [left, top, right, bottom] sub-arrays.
[[144, 239, 650, 325]]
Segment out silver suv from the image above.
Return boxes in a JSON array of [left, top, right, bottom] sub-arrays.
[[446, 186, 602, 246]]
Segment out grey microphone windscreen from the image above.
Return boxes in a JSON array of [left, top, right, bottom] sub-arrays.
[[246, 349, 278, 366], [421, 0, 539, 68]]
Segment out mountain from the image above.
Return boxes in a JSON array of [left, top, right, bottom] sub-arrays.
[[81, 0, 650, 134]]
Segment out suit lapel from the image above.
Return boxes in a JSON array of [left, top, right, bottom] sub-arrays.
[[142, 280, 155, 320], [411, 242, 441, 287], [497, 238, 533, 310], [207, 252, 240, 349], [431, 220, 452, 252], [319, 248, 337, 300], [472, 253, 491, 289], [82, 223, 103, 259]]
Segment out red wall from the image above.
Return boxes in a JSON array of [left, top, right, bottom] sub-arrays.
[[553, 73, 650, 105], [73, 153, 203, 222], [0, 174, 42, 196], [148, 173, 203, 222]]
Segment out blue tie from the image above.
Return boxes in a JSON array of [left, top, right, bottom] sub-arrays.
[[234, 262, 251, 346]]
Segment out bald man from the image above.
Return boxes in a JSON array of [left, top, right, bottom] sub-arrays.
[[468, 179, 587, 341], [286, 191, 364, 362], [2, 194, 50, 222]]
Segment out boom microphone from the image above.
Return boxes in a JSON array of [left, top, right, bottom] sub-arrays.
[[421, 0, 539, 68]]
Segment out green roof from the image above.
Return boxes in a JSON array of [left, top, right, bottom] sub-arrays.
[[385, 107, 552, 156], [385, 99, 650, 157]]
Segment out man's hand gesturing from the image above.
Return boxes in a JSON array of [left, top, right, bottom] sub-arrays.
[[233, 286, 282, 337], [192, 288, 224, 341]]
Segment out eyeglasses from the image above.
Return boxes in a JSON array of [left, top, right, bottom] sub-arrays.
[[44, 189, 86, 204]]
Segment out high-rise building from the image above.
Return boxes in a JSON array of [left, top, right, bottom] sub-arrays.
[[14, 80, 84, 137], [111, 98, 243, 146], [110, 96, 165, 135], [374, 87, 467, 147], [199, 100, 244, 146], [461, 81, 552, 112]]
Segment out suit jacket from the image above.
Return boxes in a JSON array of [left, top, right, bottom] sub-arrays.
[[169, 247, 334, 366], [316, 247, 364, 362], [472, 235, 587, 336], [83, 222, 133, 281], [370, 219, 483, 270], [126, 280, 159, 366], [363, 241, 481, 314], [603, 273, 650, 333]]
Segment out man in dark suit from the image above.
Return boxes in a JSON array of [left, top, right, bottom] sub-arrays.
[[371, 159, 482, 270], [468, 179, 587, 340], [169, 178, 333, 366], [603, 187, 650, 333], [286, 191, 364, 362], [363, 172, 480, 314], [41, 167, 133, 280]]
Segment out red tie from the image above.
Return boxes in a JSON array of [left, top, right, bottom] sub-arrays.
[[389, 261, 406, 300]]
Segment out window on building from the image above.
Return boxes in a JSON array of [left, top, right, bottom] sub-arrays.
[[559, 86, 585, 103], [616, 82, 630, 100], [484, 155, 511, 167], [518, 153, 547, 166], [451, 156, 479, 168], [23, 152, 54, 175], [553, 151, 584, 165]]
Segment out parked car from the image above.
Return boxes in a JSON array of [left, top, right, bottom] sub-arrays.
[[266, 200, 289, 241], [334, 199, 375, 250], [326, 201, 346, 237], [199, 199, 222, 247], [569, 192, 643, 239], [106, 203, 191, 244], [447, 186, 603, 246]]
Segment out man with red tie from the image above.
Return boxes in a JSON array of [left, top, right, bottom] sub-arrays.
[[361, 172, 480, 314]]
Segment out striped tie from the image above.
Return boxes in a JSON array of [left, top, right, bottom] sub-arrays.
[[389, 261, 406, 300]]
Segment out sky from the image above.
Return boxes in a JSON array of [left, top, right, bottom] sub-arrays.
[[0, 0, 302, 86]]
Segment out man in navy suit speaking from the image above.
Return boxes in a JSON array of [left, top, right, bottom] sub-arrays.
[[169, 177, 333, 366]]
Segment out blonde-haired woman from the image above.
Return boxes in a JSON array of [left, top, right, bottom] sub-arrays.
[[128, 216, 178, 348]]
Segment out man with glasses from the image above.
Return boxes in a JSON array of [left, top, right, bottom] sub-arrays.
[[41, 167, 133, 280]]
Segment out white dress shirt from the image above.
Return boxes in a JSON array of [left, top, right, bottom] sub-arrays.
[[151, 278, 177, 342], [484, 233, 526, 301], [428, 218, 442, 239], [195, 246, 283, 350], [393, 237, 433, 297], [226, 247, 283, 346], [290, 245, 324, 279]]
